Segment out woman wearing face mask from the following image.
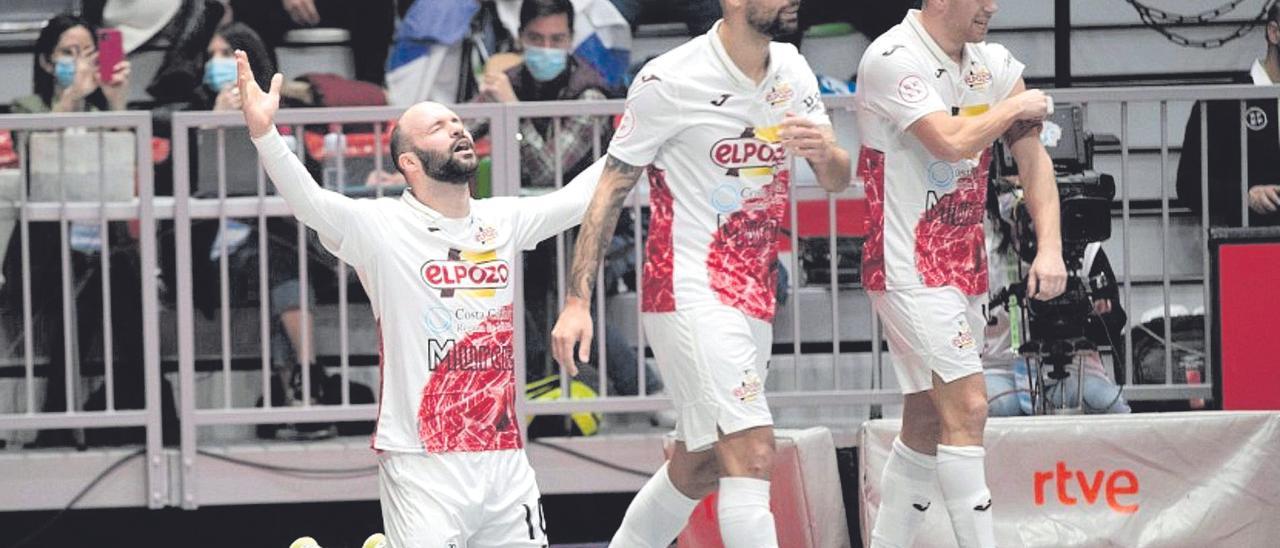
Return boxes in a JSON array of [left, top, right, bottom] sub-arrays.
[[191, 23, 335, 438], [6, 13, 143, 448], [13, 13, 131, 114], [199, 23, 277, 112]]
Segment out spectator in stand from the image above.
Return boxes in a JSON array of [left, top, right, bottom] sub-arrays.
[[471, 0, 663, 406], [12, 13, 131, 114], [193, 24, 332, 437], [226, 0, 396, 85], [474, 0, 623, 188], [1175, 3, 1280, 228], [196, 23, 277, 111], [5, 13, 146, 447]]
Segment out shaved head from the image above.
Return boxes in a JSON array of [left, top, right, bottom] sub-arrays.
[[391, 101, 477, 185]]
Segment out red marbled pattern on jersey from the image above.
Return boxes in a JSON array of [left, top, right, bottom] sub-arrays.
[[914, 149, 991, 295], [859, 146, 887, 291], [707, 170, 790, 321], [417, 305, 521, 453], [642, 167, 676, 313]]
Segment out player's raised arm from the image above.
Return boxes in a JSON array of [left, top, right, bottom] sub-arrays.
[[549, 154, 645, 373], [237, 49, 373, 264], [510, 156, 607, 251]]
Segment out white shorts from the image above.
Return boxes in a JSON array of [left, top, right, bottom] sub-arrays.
[[378, 449, 547, 548], [869, 287, 985, 395], [642, 304, 773, 452]]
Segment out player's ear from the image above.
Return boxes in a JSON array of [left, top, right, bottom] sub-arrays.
[[396, 151, 418, 175]]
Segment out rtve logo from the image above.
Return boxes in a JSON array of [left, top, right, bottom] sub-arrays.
[[1034, 461, 1139, 514]]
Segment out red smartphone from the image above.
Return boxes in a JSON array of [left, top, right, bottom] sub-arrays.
[[97, 28, 123, 84]]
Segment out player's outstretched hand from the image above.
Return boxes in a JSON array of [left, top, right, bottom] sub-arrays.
[[1009, 89, 1051, 122], [779, 112, 833, 164], [236, 49, 283, 139], [550, 299, 591, 377], [1026, 250, 1067, 301]]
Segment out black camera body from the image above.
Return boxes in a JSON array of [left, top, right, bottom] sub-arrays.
[[1013, 170, 1116, 270], [993, 103, 1117, 346]]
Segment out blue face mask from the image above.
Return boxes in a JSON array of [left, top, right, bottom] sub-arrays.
[[524, 46, 568, 82], [204, 57, 238, 92], [53, 57, 76, 88]]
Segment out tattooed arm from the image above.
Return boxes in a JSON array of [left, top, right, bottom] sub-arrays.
[[550, 154, 646, 373]]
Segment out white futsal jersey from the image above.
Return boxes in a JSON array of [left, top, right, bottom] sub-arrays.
[[254, 127, 599, 454], [609, 20, 830, 322], [854, 10, 1024, 296]]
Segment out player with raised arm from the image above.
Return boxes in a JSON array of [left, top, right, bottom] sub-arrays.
[[236, 49, 602, 547], [854, 1, 1065, 547], [550, 1, 851, 546]]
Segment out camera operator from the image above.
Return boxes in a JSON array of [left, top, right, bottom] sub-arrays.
[[983, 182, 1130, 416]]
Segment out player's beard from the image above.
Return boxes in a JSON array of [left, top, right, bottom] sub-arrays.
[[747, 0, 800, 38], [417, 138, 478, 185]]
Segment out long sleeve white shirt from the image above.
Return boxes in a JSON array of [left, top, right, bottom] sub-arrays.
[[253, 126, 601, 453]]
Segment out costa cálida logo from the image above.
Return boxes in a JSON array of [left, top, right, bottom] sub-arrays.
[[422, 249, 510, 297], [710, 127, 784, 177]]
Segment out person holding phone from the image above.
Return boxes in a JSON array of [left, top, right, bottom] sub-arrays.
[[12, 13, 131, 114], [6, 13, 142, 448]]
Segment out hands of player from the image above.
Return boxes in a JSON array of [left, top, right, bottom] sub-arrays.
[[236, 49, 283, 139], [1008, 89, 1051, 122], [779, 112, 834, 163], [550, 297, 591, 377], [479, 71, 518, 103], [1026, 250, 1067, 301], [1248, 184, 1280, 214]]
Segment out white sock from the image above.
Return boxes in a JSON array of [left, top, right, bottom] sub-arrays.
[[609, 463, 699, 548], [936, 444, 996, 548], [871, 437, 937, 548], [717, 477, 778, 548]]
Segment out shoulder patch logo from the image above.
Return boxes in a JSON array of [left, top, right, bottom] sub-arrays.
[[898, 75, 929, 103]]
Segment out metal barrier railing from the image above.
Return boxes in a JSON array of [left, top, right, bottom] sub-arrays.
[[3, 82, 1267, 509], [0, 110, 165, 508]]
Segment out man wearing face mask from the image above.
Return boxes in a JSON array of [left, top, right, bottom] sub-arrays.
[[1175, 4, 1280, 227], [236, 46, 603, 545], [474, 0, 622, 188]]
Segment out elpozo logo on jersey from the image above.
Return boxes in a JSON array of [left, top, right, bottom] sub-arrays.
[[421, 249, 510, 298], [710, 127, 784, 178], [965, 65, 993, 90]]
